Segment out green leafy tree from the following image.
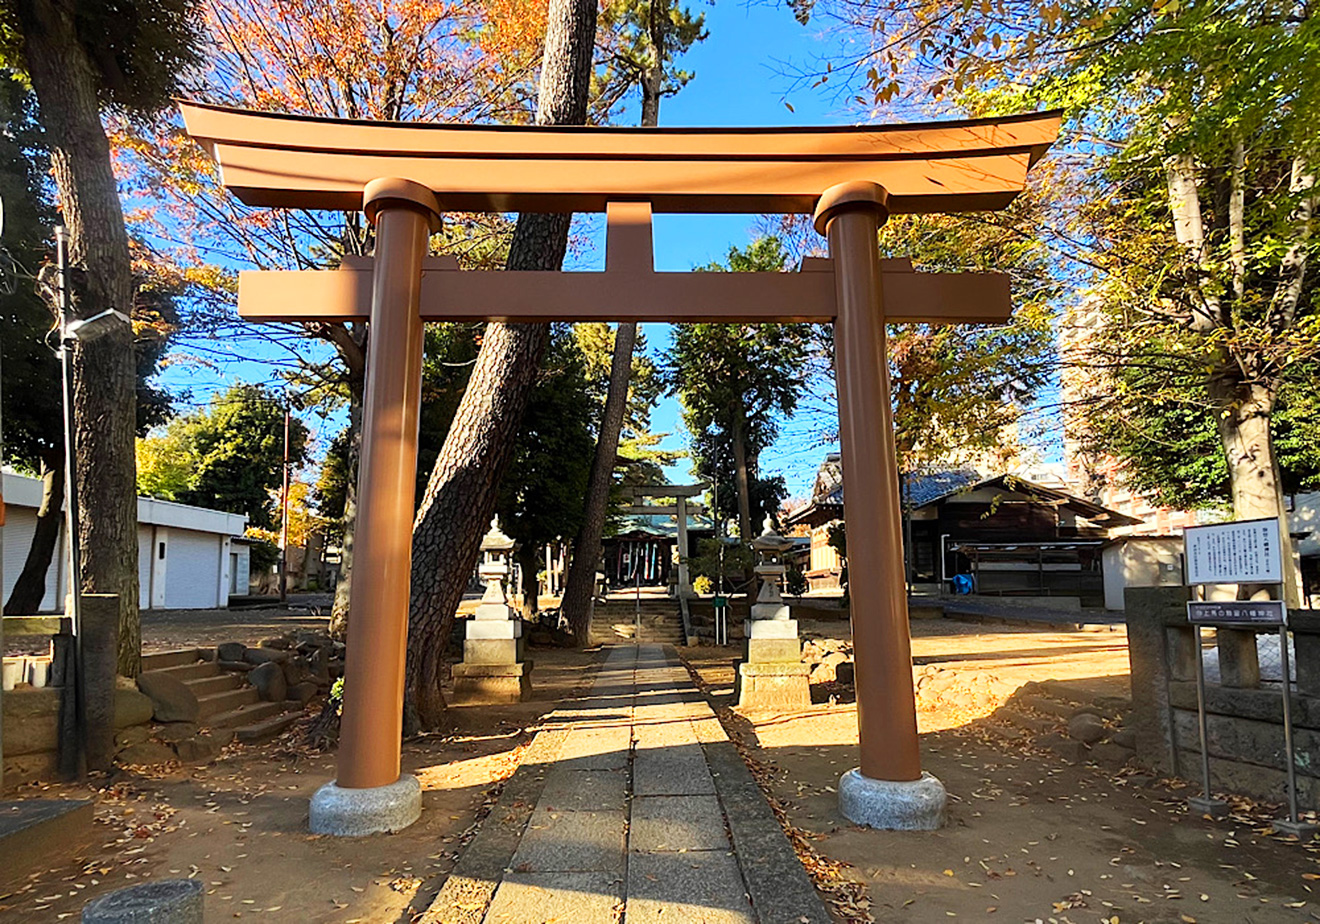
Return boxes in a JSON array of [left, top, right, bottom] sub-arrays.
[[137, 385, 310, 529], [666, 237, 813, 547]]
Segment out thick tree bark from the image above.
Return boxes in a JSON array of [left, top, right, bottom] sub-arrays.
[[1210, 375, 1301, 604], [327, 376, 363, 640], [4, 457, 64, 615], [18, 0, 141, 675], [561, 322, 638, 640], [517, 543, 540, 616], [404, 0, 599, 730]]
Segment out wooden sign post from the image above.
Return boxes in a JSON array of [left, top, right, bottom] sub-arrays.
[[182, 102, 1059, 836]]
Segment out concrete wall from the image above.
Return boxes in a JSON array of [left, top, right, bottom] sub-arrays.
[[1102, 536, 1184, 610]]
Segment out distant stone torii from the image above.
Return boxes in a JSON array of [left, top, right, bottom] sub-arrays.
[[181, 101, 1060, 836]]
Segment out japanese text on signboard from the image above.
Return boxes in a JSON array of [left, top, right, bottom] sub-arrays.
[[1184, 518, 1283, 586]]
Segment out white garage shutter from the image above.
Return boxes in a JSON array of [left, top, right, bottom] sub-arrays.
[[138, 527, 152, 610], [164, 530, 220, 609], [2, 508, 64, 613]]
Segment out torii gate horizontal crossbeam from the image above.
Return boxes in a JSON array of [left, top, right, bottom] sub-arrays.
[[236, 256, 1011, 324], [180, 101, 1060, 215]]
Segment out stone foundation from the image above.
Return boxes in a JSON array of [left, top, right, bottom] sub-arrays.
[[736, 661, 811, 711], [452, 660, 534, 705]]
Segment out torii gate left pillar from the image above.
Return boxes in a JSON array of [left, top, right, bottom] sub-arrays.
[[308, 179, 439, 836]]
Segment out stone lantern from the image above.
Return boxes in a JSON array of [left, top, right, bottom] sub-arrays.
[[452, 516, 532, 703], [737, 515, 810, 710]]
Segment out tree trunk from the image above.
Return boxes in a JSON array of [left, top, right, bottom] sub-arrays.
[[561, 322, 637, 640], [730, 407, 753, 546], [404, 0, 599, 731], [327, 371, 364, 640], [18, 0, 141, 675], [1210, 374, 1301, 605], [4, 458, 64, 615]]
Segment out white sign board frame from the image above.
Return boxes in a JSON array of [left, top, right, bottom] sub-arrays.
[[1183, 517, 1283, 586]]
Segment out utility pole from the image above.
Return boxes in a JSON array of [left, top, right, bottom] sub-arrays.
[[279, 395, 291, 604]]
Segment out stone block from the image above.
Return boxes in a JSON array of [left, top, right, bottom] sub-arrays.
[[4, 686, 60, 719], [627, 849, 754, 924], [1124, 584, 1190, 774], [463, 637, 521, 665], [629, 795, 728, 852], [1167, 625, 1199, 682], [451, 660, 532, 704], [137, 671, 200, 724], [1218, 628, 1261, 688], [737, 661, 811, 712], [509, 808, 626, 872], [744, 619, 798, 639], [838, 768, 946, 831], [115, 726, 150, 748], [216, 641, 246, 662], [115, 688, 154, 729], [744, 638, 801, 663], [287, 681, 318, 705], [81, 594, 119, 771], [3, 710, 58, 757], [242, 647, 288, 665], [3, 750, 58, 787], [466, 618, 523, 639], [249, 661, 287, 702], [1297, 633, 1320, 696], [1171, 706, 1320, 778], [174, 735, 223, 763], [485, 872, 622, 924]]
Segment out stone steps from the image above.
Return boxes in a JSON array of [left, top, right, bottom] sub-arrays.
[[235, 711, 301, 743], [141, 648, 206, 672], [208, 699, 292, 730], [185, 672, 243, 697], [198, 686, 260, 719]]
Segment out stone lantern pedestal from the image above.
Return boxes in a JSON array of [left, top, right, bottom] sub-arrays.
[[736, 517, 810, 711], [453, 518, 532, 704]]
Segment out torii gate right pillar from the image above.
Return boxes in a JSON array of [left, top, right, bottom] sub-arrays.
[[816, 181, 947, 830]]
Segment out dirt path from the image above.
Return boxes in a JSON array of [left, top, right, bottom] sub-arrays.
[[684, 619, 1320, 923], [0, 645, 603, 923]]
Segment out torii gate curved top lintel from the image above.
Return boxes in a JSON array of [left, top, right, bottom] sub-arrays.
[[180, 101, 1058, 214], [180, 100, 1059, 836]]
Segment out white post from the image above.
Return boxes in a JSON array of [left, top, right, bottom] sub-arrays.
[[676, 495, 692, 598]]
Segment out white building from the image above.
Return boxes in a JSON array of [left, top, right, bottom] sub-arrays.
[[2, 470, 249, 613]]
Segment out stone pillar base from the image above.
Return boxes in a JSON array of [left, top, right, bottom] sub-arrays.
[[451, 660, 533, 704], [310, 773, 422, 836], [82, 878, 204, 923], [736, 661, 811, 711], [838, 768, 946, 831]]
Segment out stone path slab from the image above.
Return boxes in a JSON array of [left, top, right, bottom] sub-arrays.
[[425, 644, 829, 924]]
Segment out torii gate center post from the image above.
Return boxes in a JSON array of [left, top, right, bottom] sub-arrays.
[[182, 102, 1059, 836]]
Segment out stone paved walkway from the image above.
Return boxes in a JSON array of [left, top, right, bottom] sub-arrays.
[[425, 644, 828, 924]]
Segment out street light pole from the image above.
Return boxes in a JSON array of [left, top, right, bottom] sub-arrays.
[[55, 225, 86, 778]]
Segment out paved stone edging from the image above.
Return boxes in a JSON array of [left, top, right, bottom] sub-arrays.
[[419, 727, 568, 924], [421, 645, 830, 923]]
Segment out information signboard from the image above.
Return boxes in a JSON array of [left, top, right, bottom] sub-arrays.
[[1183, 517, 1283, 586], [1187, 599, 1287, 627]]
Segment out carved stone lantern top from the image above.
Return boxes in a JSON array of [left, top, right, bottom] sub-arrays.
[[751, 515, 793, 555], [481, 516, 515, 553]]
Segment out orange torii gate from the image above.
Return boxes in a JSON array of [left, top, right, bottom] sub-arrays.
[[182, 102, 1058, 836]]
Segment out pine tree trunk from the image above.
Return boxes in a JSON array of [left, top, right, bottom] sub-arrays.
[[404, 0, 598, 731], [18, 0, 141, 675], [4, 458, 64, 615], [328, 378, 363, 640], [561, 322, 637, 641]]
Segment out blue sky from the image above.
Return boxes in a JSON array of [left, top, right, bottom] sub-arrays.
[[162, 2, 863, 497]]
